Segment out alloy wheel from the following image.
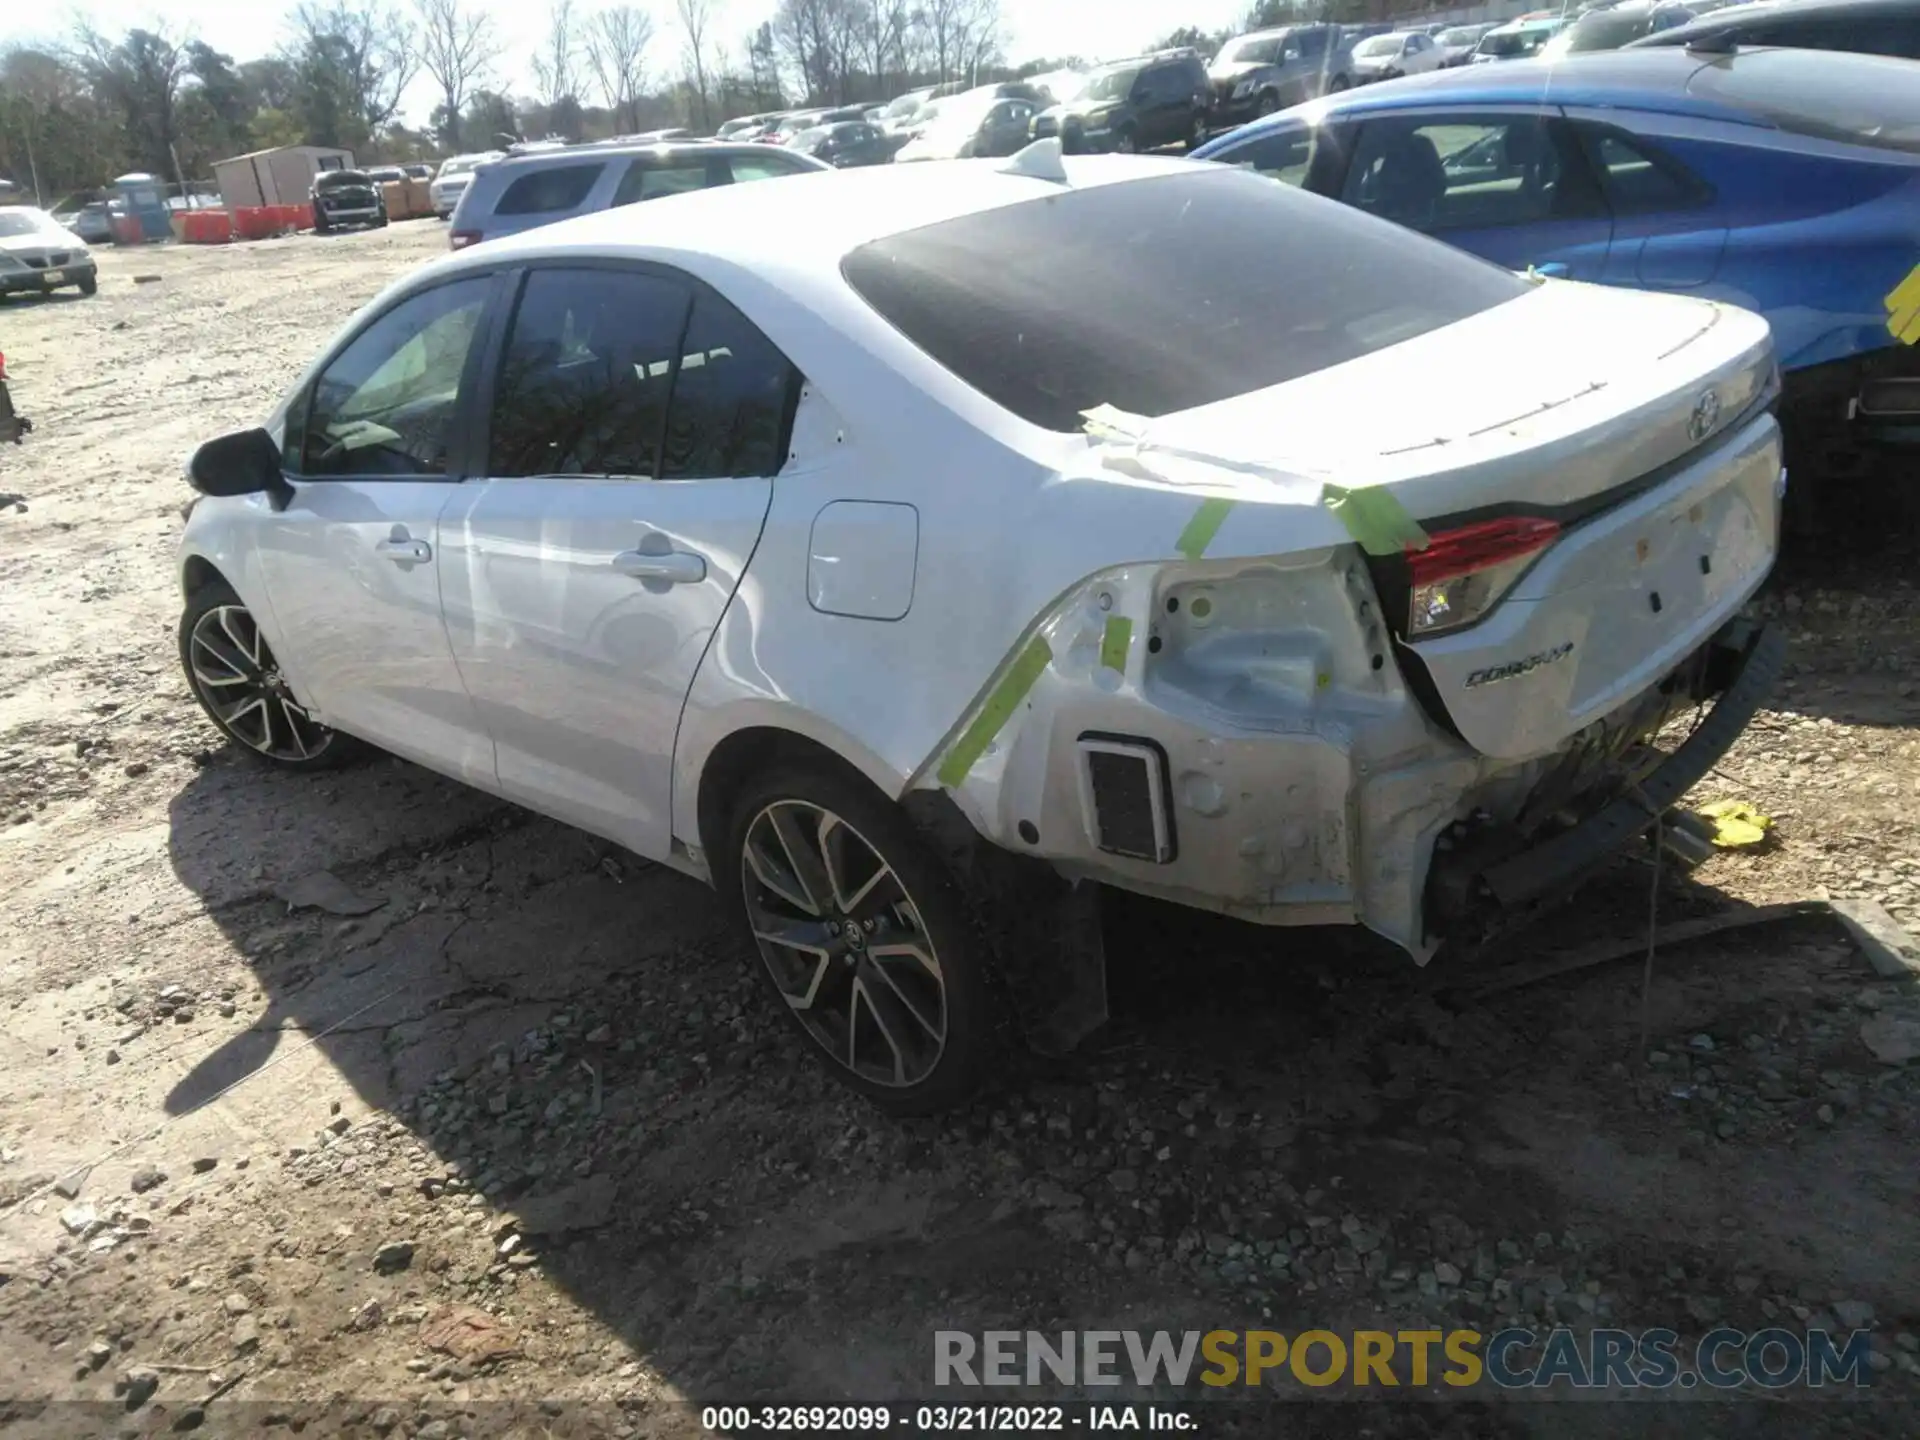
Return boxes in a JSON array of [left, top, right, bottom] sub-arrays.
[[740, 799, 947, 1089], [187, 604, 336, 763]]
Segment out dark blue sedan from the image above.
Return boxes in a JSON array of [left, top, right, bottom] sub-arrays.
[[1192, 45, 1920, 490]]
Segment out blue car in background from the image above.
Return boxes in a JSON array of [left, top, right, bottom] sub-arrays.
[[1192, 45, 1920, 497]]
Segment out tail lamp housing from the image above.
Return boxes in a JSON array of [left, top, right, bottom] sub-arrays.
[[1406, 516, 1561, 637]]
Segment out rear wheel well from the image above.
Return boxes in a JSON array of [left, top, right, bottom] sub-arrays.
[[694, 727, 882, 868], [181, 556, 224, 598]]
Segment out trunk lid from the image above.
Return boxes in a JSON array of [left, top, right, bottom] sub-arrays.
[[1128, 281, 1781, 760]]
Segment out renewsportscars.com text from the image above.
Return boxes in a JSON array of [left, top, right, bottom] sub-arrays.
[[935, 1327, 1877, 1390]]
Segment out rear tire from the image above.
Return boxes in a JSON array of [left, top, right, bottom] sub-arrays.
[[718, 762, 1001, 1116], [179, 578, 357, 771], [1254, 90, 1280, 117]]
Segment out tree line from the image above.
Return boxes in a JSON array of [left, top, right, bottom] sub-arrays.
[[0, 0, 1417, 204]]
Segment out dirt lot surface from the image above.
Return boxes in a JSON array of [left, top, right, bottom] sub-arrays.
[[0, 226, 1917, 1439]]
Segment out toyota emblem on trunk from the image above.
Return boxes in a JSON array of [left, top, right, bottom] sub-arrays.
[[1688, 388, 1722, 442]]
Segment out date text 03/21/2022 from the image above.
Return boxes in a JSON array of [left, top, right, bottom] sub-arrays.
[[699, 1405, 1192, 1431]]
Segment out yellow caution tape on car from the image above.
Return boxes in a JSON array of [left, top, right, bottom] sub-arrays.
[[1886, 261, 1920, 345], [936, 636, 1054, 788], [1696, 799, 1774, 849], [1099, 615, 1133, 673]]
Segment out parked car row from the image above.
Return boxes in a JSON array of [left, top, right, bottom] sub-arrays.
[[1194, 37, 1920, 507]]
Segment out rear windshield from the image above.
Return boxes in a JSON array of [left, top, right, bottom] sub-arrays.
[[841, 169, 1527, 432], [1688, 50, 1920, 152], [494, 163, 606, 215]]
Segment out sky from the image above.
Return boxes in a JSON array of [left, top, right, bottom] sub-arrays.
[[36, 1, 1251, 126]]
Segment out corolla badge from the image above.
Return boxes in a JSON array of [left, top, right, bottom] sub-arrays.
[[1687, 387, 1722, 443], [1465, 642, 1575, 689]]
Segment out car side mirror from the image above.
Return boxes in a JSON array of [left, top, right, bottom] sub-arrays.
[[188, 427, 292, 508]]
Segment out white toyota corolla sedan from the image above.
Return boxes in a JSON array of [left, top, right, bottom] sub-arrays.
[[178, 147, 1785, 1113]]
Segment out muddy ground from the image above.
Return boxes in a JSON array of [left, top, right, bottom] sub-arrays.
[[0, 224, 1916, 1439]]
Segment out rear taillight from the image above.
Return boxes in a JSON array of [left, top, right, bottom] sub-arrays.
[[449, 230, 481, 250], [0, 352, 7, 380], [1406, 516, 1560, 637]]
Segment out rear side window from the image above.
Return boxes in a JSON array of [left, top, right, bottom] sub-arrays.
[[842, 168, 1526, 432], [612, 159, 721, 206], [1581, 128, 1708, 211], [729, 154, 813, 184], [488, 269, 689, 478], [660, 293, 801, 479], [1340, 116, 1579, 232], [1214, 124, 1318, 186], [493, 163, 605, 216]]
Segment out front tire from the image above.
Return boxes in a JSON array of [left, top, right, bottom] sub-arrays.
[[1113, 126, 1138, 155], [78, 274, 98, 296], [719, 763, 1000, 1115], [179, 579, 354, 771]]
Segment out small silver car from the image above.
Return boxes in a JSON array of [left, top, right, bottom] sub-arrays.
[[447, 141, 827, 249]]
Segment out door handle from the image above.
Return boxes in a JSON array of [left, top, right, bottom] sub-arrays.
[[612, 548, 707, 585], [374, 537, 432, 563]]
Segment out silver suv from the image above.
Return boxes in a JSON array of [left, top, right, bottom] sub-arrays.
[[446, 142, 829, 250]]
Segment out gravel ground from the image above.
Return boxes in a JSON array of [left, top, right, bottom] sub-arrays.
[[0, 224, 1916, 1439]]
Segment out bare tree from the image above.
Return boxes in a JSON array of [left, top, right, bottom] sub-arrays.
[[71, 22, 190, 183], [290, 2, 418, 139], [675, 0, 717, 131], [585, 4, 653, 132], [531, 0, 579, 110], [919, 0, 1000, 85], [413, 0, 499, 149]]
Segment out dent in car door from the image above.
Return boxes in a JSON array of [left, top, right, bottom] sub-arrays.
[[439, 264, 795, 860], [252, 273, 501, 785]]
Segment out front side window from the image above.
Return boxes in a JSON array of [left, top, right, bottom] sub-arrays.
[[298, 278, 492, 477], [842, 168, 1527, 432], [488, 269, 690, 478], [612, 159, 719, 206], [494, 163, 605, 216], [1341, 116, 1568, 232]]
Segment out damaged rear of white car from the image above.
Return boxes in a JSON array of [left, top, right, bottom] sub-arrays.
[[177, 156, 1782, 1116], [739, 159, 1783, 1103]]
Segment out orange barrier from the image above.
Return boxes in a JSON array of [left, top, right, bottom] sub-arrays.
[[231, 206, 277, 241], [184, 210, 233, 244], [291, 202, 314, 230], [110, 214, 143, 245]]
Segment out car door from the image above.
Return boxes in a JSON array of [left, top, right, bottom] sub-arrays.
[[1332, 111, 1613, 278], [438, 262, 798, 859], [1276, 32, 1316, 106], [1404, 34, 1439, 74], [252, 273, 503, 785]]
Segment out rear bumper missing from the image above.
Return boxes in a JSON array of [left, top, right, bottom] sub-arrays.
[[1426, 618, 1783, 937]]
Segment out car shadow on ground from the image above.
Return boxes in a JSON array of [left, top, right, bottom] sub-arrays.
[[152, 727, 1920, 1433]]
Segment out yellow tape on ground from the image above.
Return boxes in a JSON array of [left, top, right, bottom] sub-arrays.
[[1888, 260, 1920, 345], [936, 637, 1054, 788]]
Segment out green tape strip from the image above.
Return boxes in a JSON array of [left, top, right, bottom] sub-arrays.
[[1323, 484, 1429, 557], [1099, 615, 1132, 673], [1176, 497, 1235, 559], [936, 637, 1054, 788]]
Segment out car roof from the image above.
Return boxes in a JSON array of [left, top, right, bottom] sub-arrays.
[[1210, 41, 1872, 134], [479, 141, 781, 172], [431, 154, 1198, 285], [1628, 0, 1920, 45]]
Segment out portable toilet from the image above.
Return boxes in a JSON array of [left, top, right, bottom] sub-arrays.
[[112, 173, 171, 241]]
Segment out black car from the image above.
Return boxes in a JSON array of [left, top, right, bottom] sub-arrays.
[[790, 120, 895, 167], [1627, 0, 1920, 54], [1031, 49, 1212, 154], [310, 169, 388, 234], [1205, 25, 1357, 129]]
